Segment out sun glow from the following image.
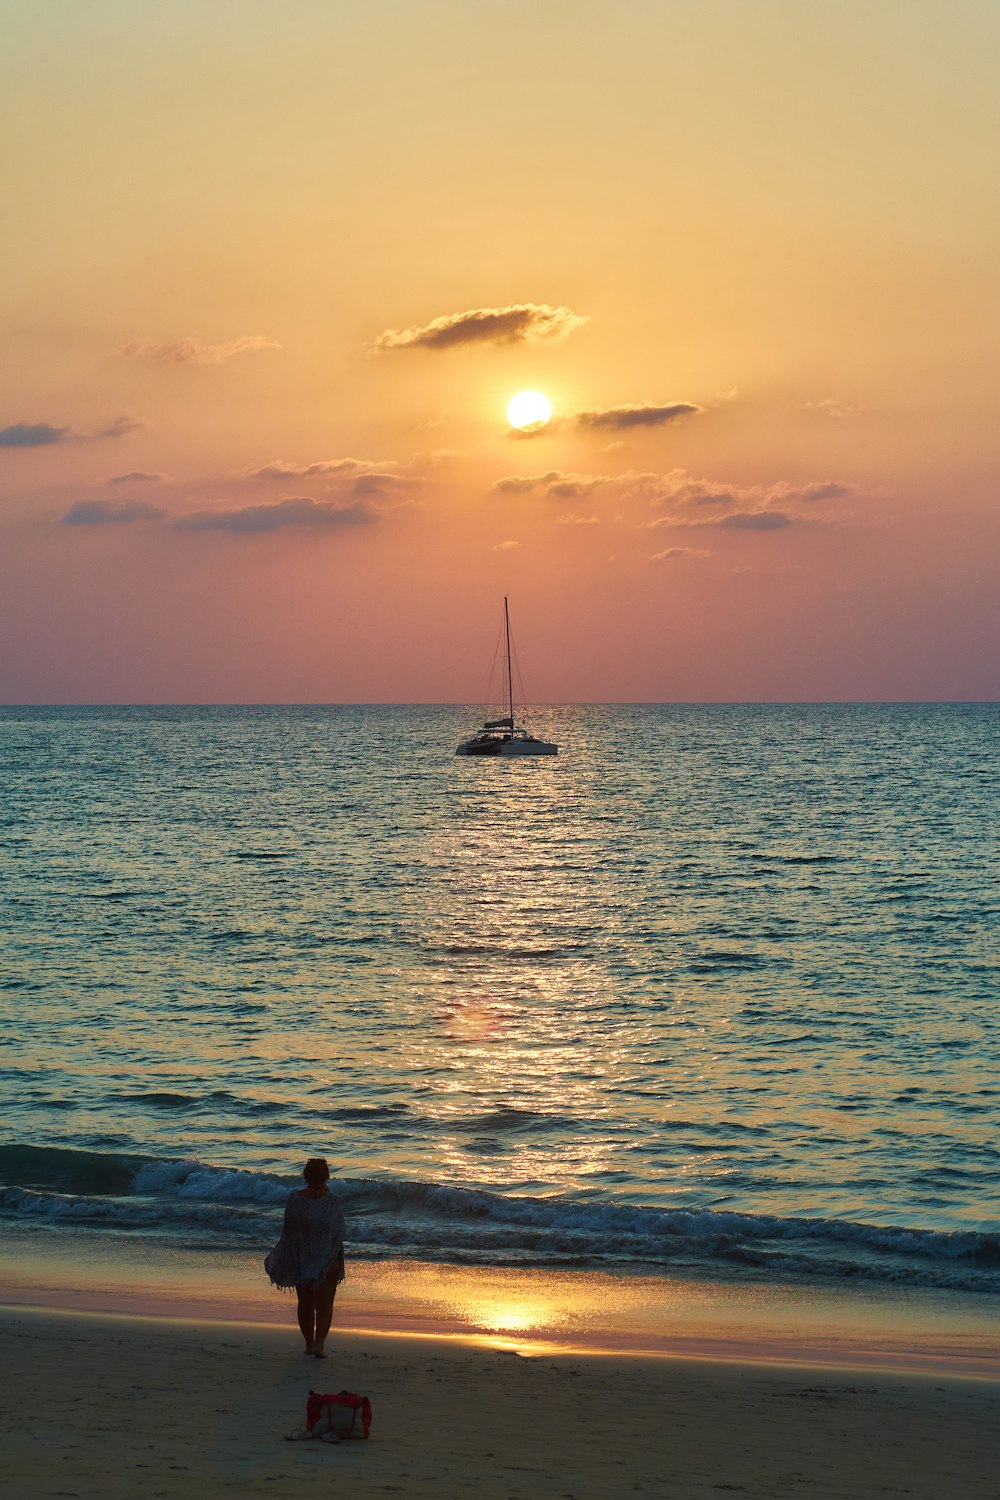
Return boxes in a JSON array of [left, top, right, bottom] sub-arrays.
[[507, 390, 552, 432]]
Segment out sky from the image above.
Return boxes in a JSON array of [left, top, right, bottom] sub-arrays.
[[1, 0, 998, 702]]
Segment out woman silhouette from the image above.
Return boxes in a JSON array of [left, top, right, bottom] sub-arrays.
[[265, 1157, 346, 1357]]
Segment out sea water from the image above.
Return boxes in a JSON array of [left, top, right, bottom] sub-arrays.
[[1, 704, 997, 1297]]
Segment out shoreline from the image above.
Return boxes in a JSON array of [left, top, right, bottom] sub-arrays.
[[3, 1223, 999, 1380]]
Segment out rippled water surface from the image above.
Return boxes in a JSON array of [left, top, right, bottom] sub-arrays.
[[1, 705, 997, 1290]]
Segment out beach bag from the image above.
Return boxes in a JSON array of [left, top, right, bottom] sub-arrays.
[[305, 1389, 372, 1441]]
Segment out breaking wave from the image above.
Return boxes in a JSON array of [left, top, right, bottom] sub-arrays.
[[2, 1144, 998, 1295]]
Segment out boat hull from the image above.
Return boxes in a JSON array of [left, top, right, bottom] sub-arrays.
[[456, 736, 557, 757], [496, 739, 557, 756]]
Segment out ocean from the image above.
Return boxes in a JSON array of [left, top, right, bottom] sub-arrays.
[[1, 704, 998, 1298]]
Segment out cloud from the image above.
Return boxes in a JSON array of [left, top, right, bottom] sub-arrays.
[[348, 472, 408, 495], [63, 498, 166, 525], [492, 539, 520, 551], [576, 401, 702, 430], [793, 481, 849, 502], [119, 335, 281, 365], [643, 469, 742, 508], [373, 302, 587, 352], [107, 471, 165, 485], [0, 421, 70, 447], [491, 465, 854, 535], [94, 415, 143, 439], [243, 457, 398, 480], [0, 416, 142, 447], [805, 399, 863, 418], [649, 507, 794, 531], [427, 448, 465, 464], [555, 514, 600, 526], [490, 470, 611, 497], [718, 510, 793, 530], [174, 496, 378, 533], [650, 546, 711, 560], [644, 468, 853, 511]]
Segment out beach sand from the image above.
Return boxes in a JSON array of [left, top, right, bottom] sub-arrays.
[[4, 1304, 999, 1500]]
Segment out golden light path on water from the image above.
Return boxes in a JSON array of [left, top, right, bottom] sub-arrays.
[[389, 748, 651, 1193]]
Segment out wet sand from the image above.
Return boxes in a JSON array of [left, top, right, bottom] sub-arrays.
[[3, 1304, 999, 1500]]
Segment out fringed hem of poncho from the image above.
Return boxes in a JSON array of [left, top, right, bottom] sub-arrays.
[[264, 1190, 346, 1292]]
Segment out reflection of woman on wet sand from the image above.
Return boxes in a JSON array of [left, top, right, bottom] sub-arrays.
[[265, 1157, 345, 1357]]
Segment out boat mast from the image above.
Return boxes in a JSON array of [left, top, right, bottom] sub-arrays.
[[504, 595, 513, 727]]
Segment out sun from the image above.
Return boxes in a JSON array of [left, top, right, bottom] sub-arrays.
[[507, 390, 552, 432]]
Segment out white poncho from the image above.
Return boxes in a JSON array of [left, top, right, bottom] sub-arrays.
[[265, 1190, 346, 1291]]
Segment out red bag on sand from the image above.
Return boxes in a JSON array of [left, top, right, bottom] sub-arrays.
[[306, 1389, 372, 1441]]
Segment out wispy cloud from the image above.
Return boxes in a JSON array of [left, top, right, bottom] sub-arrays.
[[373, 302, 587, 352], [94, 415, 143, 439], [492, 539, 521, 551], [63, 498, 166, 525], [243, 457, 398, 481], [555, 514, 601, 526], [107, 471, 166, 485], [650, 546, 711, 560], [0, 421, 69, 448], [119, 336, 281, 365], [805, 399, 863, 418], [174, 496, 378, 533], [576, 401, 701, 430]]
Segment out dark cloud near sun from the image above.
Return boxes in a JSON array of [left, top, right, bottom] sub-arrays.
[[576, 401, 702, 430], [63, 498, 166, 525], [107, 471, 165, 485], [0, 421, 70, 447], [174, 496, 379, 533], [373, 302, 587, 352]]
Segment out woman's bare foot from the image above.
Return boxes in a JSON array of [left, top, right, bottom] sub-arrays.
[[313, 1347, 327, 1358]]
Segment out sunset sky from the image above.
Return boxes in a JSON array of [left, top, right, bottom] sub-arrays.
[[2, 0, 997, 702]]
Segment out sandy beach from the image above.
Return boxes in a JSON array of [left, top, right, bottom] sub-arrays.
[[3, 1303, 999, 1500]]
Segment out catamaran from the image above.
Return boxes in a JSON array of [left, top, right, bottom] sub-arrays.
[[455, 598, 558, 757]]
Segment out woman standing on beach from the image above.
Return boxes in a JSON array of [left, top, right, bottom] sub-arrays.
[[265, 1158, 346, 1358]]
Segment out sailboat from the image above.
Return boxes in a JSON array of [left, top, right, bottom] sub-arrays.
[[455, 598, 558, 756]]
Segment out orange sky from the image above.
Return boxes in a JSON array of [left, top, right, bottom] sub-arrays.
[[1, 1, 997, 701]]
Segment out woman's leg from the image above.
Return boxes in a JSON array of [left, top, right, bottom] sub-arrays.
[[312, 1266, 340, 1357], [295, 1286, 316, 1352]]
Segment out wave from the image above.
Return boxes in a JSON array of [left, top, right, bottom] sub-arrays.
[[1, 1143, 998, 1294]]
